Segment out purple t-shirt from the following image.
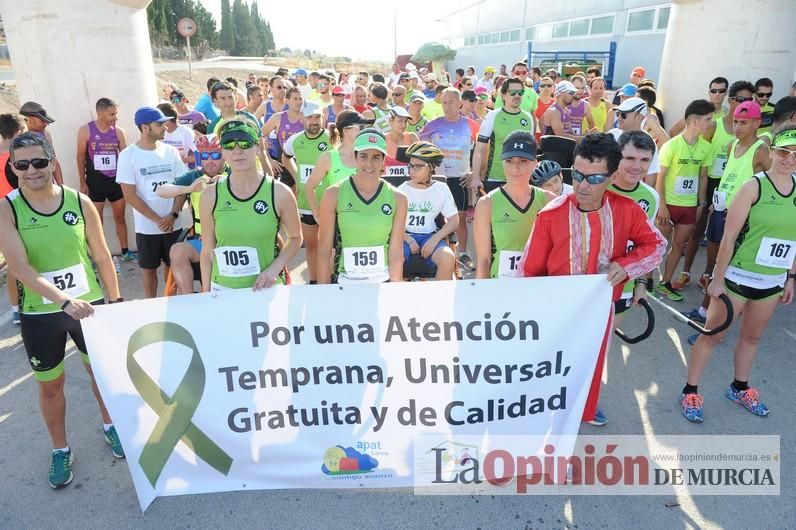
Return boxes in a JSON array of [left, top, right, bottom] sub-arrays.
[[178, 110, 207, 126], [419, 116, 477, 177]]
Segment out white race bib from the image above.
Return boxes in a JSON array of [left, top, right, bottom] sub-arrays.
[[145, 175, 170, 200], [755, 237, 796, 269], [299, 164, 315, 185], [343, 246, 386, 278], [711, 155, 727, 177], [673, 175, 697, 195], [215, 246, 260, 277], [42, 264, 90, 304], [407, 211, 436, 232], [712, 190, 727, 211], [385, 165, 408, 178], [497, 250, 523, 278], [93, 153, 117, 171]]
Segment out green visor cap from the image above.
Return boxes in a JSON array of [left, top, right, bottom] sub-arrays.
[[219, 120, 259, 144]]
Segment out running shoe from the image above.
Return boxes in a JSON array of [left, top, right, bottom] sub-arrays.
[[679, 308, 706, 325], [586, 408, 607, 426], [680, 393, 704, 423], [726, 386, 769, 417], [121, 250, 139, 263], [458, 253, 475, 272], [671, 271, 691, 290], [656, 282, 684, 302], [687, 333, 699, 346], [48, 449, 74, 489], [12, 310, 20, 326], [104, 426, 125, 458], [698, 273, 711, 293]]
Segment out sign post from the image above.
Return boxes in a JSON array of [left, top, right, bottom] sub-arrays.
[[177, 18, 197, 79]]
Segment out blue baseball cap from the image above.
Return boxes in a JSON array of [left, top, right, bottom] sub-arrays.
[[293, 68, 308, 77], [619, 83, 638, 97], [134, 106, 170, 127]]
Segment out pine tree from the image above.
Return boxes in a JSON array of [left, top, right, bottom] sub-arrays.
[[219, 0, 235, 52]]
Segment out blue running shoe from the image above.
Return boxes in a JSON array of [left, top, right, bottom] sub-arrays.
[[104, 426, 125, 458], [49, 449, 74, 489], [726, 386, 769, 417], [680, 393, 704, 423], [679, 308, 706, 325], [586, 408, 607, 426], [12, 310, 20, 325], [121, 250, 138, 263], [687, 333, 699, 346]]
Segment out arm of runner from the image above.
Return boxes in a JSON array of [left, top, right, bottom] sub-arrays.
[[754, 142, 772, 173], [697, 166, 709, 218], [80, 193, 121, 301], [76, 125, 89, 195], [198, 184, 218, 292], [316, 186, 339, 284], [603, 103, 615, 132], [655, 165, 669, 225], [584, 104, 596, 131], [646, 118, 670, 146], [117, 126, 128, 151], [613, 205, 667, 282], [0, 200, 93, 318], [421, 187, 459, 258], [389, 191, 408, 281], [282, 134, 298, 181], [708, 178, 758, 299], [119, 183, 164, 226], [305, 152, 330, 222], [470, 142, 488, 190], [669, 118, 686, 138], [254, 181, 302, 290], [472, 194, 493, 279]]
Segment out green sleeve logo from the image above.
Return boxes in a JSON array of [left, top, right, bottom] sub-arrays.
[[127, 322, 233, 487]]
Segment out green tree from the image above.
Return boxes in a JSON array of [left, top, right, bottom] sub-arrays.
[[231, 0, 257, 56], [219, 0, 235, 52]]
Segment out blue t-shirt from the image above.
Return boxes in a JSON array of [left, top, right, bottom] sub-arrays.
[[195, 94, 220, 123]]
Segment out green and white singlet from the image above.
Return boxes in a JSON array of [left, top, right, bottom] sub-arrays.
[[406, 117, 428, 135], [7, 187, 103, 314], [334, 177, 396, 283], [610, 181, 660, 298], [284, 130, 331, 215], [713, 139, 764, 212], [489, 186, 547, 278], [480, 108, 535, 182], [211, 176, 281, 289], [725, 172, 796, 289], [316, 148, 356, 203]]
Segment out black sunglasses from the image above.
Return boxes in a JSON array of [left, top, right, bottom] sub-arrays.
[[756, 92, 772, 98], [13, 158, 51, 171], [572, 168, 610, 184], [709, 88, 727, 94], [731, 96, 753, 103]]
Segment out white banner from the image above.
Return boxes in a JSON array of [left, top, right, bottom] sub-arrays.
[[83, 276, 612, 510]]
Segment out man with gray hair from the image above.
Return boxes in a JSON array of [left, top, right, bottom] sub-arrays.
[[0, 132, 125, 488]]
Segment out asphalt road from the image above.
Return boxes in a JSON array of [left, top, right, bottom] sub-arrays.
[[0, 244, 794, 529]]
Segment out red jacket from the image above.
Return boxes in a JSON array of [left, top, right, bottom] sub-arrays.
[[521, 191, 666, 301]]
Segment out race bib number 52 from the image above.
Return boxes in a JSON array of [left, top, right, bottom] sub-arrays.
[[42, 264, 90, 304]]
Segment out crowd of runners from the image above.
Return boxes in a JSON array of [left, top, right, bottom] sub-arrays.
[[0, 60, 794, 489]]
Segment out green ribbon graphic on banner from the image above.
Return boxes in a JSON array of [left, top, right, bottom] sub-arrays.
[[127, 322, 233, 488]]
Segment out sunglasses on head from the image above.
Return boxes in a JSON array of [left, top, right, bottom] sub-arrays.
[[508, 89, 524, 96], [756, 92, 772, 98], [731, 96, 753, 103], [709, 88, 727, 94], [200, 151, 222, 160], [12, 158, 51, 171], [221, 140, 256, 151], [572, 168, 610, 184]]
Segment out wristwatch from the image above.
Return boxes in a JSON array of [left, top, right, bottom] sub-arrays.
[[788, 273, 796, 280], [635, 278, 653, 288], [170, 212, 179, 219]]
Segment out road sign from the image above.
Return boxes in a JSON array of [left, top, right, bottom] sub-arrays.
[[177, 18, 196, 38]]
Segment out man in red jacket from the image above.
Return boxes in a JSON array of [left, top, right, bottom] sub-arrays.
[[522, 133, 666, 426]]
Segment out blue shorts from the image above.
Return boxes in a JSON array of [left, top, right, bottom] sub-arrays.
[[706, 210, 727, 243], [187, 237, 202, 253], [403, 232, 448, 267]]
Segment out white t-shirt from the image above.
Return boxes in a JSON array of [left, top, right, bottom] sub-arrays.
[[609, 128, 660, 175], [116, 142, 188, 235], [398, 180, 457, 235], [388, 71, 402, 88], [297, 83, 313, 101], [163, 124, 196, 159]]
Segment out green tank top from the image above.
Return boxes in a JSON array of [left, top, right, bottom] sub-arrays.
[[211, 176, 281, 289], [288, 130, 331, 214], [406, 117, 427, 135], [728, 173, 796, 285], [486, 109, 535, 182], [334, 177, 396, 283], [714, 139, 763, 211], [317, 148, 356, 203], [371, 106, 392, 135], [7, 187, 103, 314], [609, 183, 660, 297], [489, 186, 547, 278], [588, 100, 608, 131], [707, 117, 735, 179]]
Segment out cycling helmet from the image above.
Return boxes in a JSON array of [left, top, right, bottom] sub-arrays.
[[405, 141, 444, 166], [531, 159, 562, 185]]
